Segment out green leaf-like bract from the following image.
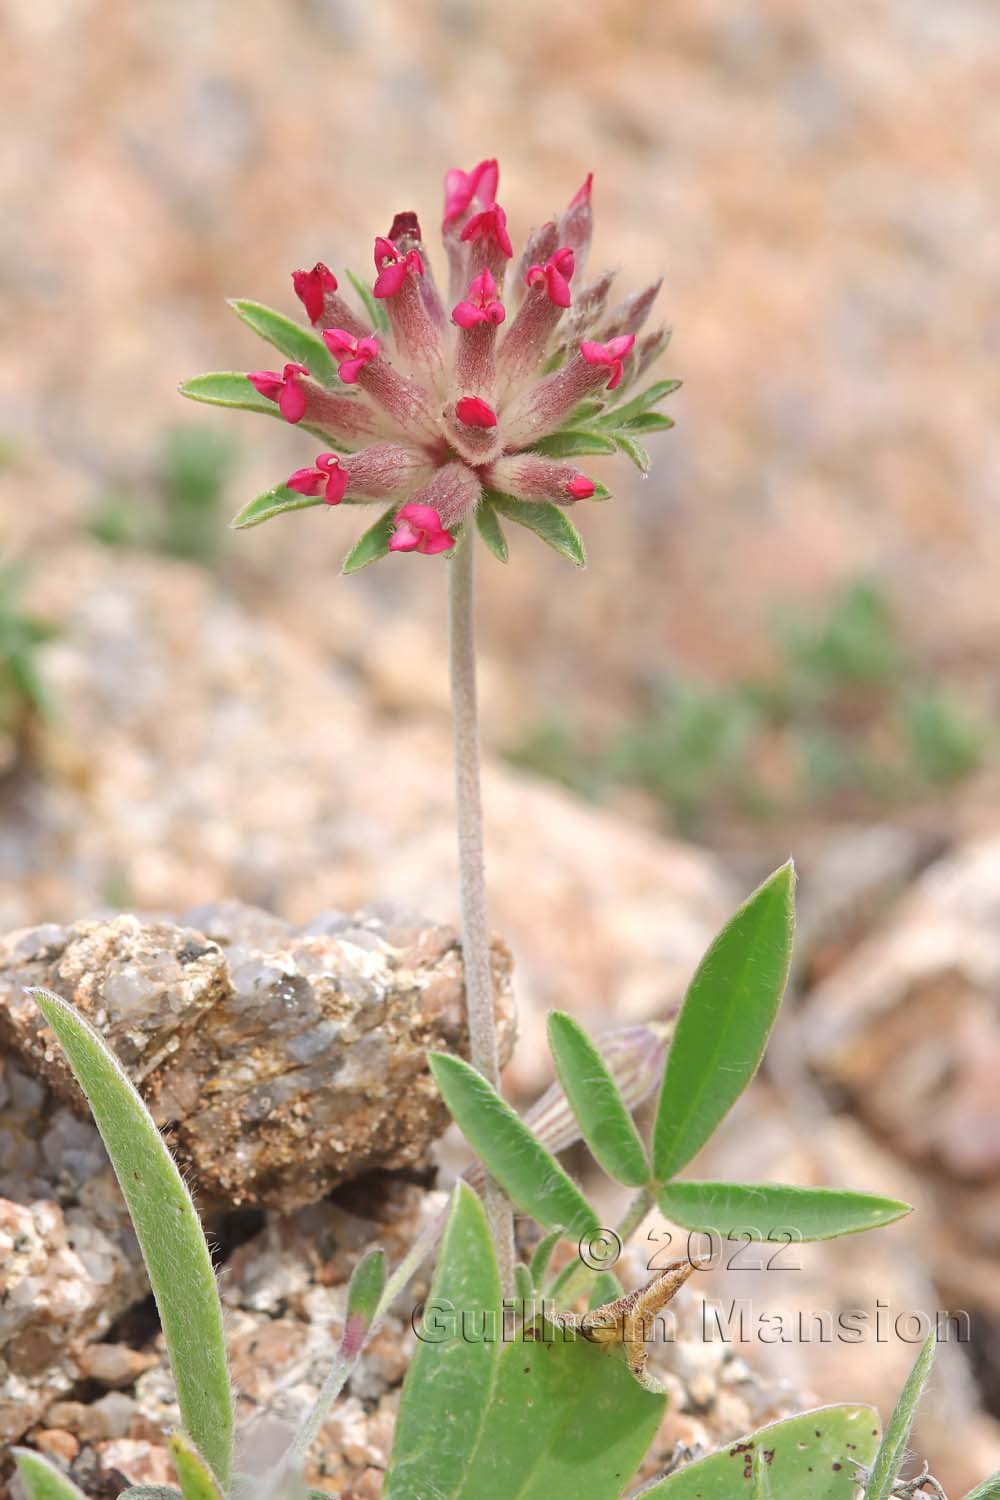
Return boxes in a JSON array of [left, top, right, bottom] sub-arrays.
[[228, 298, 337, 384], [546, 1011, 650, 1187], [383, 1183, 500, 1498], [475, 500, 509, 563], [532, 429, 619, 458], [13, 1451, 88, 1500], [653, 863, 795, 1182], [612, 432, 650, 473], [639, 1405, 880, 1497], [230, 483, 327, 530], [180, 371, 281, 416], [170, 1435, 222, 1500], [341, 504, 399, 573], [964, 1473, 1000, 1500], [488, 495, 586, 568], [865, 1334, 936, 1500], [32, 990, 234, 1489], [429, 1052, 599, 1238], [598, 379, 681, 428], [346, 268, 389, 333], [657, 1180, 912, 1241]]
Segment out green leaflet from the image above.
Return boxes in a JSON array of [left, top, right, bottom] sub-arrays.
[[383, 1183, 501, 1499], [653, 863, 796, 1182], [454, 1318, 665, 1499], [12, 1451, 88, 1500], [169, 1435, 223, 1500], [598, 379, 681, 427], [515, 1262, 535, 1300], [341, 504, 399, 573], [178, 373, 334, 444], [529, 1226, 564, 1288], [230, 483, 327, 530], [624, 411, 675, 433], [476, 498, 509, 563], [531, 429, 618, 458], [488, 494, 586, 568], [32, 990, 234, 1489], [964, 1473, 1000, 1500], [865, 1334, 936, 1500], [639, 1405, 881, 1498], [429, 1053, 599, 1238], [228, 298, 337, 384], [612, 431, 650, 473], [546, 1011, 650, 1187], [658, 1180, 911, 1241]]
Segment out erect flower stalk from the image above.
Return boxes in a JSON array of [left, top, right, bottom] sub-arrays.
[[183, 156, 680, 1287], [449, 527, 516, 1295]]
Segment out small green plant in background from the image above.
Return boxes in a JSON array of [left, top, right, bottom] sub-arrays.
[[508, 579, 995, 833], [0, 566, 57, 756], [88, 426, 236, 564]]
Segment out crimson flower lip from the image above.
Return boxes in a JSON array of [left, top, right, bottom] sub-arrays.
[[187, 159, 679, 564]]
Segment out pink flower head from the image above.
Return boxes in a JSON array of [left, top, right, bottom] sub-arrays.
[[286, 452, 348, 506], [248, 363, 310, 423], [525, 246, 575, 308], [322, 328, 380, 384], [443, 158, 499, 227], [455, 396, 498, 429], [460, 203, 513, 259], [566, 472, 595, 500], [373, 236, 425, 299], [452, 268, 506, 330], [292, 263, 338, 325], [389, 503, 456, 556], [580, 334, 636, 391]]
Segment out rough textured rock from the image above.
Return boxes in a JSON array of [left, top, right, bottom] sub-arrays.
[[801, 837, 1000, 1180], [0, 901, 515, 1210]]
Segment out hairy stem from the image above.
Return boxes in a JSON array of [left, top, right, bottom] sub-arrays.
[[449, 527, 516, 1297]]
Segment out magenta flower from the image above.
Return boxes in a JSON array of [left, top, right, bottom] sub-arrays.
[[183, 160, 679, 568]]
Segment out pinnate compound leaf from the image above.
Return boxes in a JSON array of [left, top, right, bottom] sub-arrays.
[[383, 1182, 501, 1499], [639, 1405, 880, 1498], [230, 483, 327, 530], [12, 1451, 88, 1500], [475, 499, 509, 563], [169, 1435, 222, 1500], [488, 495, 586, 568], [341, 504, 399, 574], [653, 862, 795, 1182], [657, 1180, 912, 1241], [546, 1011, 650, 1187], [428, 1052, 599, 1238], [228, 299, 337, 383], [865, 1334, 936, 1500], [32, 990, 234, 1489], [531, 429, 618, 458]]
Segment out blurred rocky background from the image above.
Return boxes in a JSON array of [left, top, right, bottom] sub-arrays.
[[2, 0, 1000, 1493]]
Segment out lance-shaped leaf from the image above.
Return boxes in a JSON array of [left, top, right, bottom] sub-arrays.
[[383, 1183, 501, 1499], [475, 498, 509, 563], [489, 495, 586, 568], [228, 299, 337, 384], [639, 1405, 881, 1498], [181, 371, 282, 416], [31, 990, 234, 1490], [657, 1180, 912, 1241], [531, 429, 618, 458], [169, 1435, 222, 1500], [598, 379, 681, 427], [13, 1451, 88, 1500], [230, 483, 328, 531], [342, 504, 399, 574], [653, 863, 796, 1183], [546, 1011, 650, 1187], [611, 432, 650, 473], [429, 1052, 599, 1238], [865, 1333, 937, 1500], [624, 411, 675, 433]]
